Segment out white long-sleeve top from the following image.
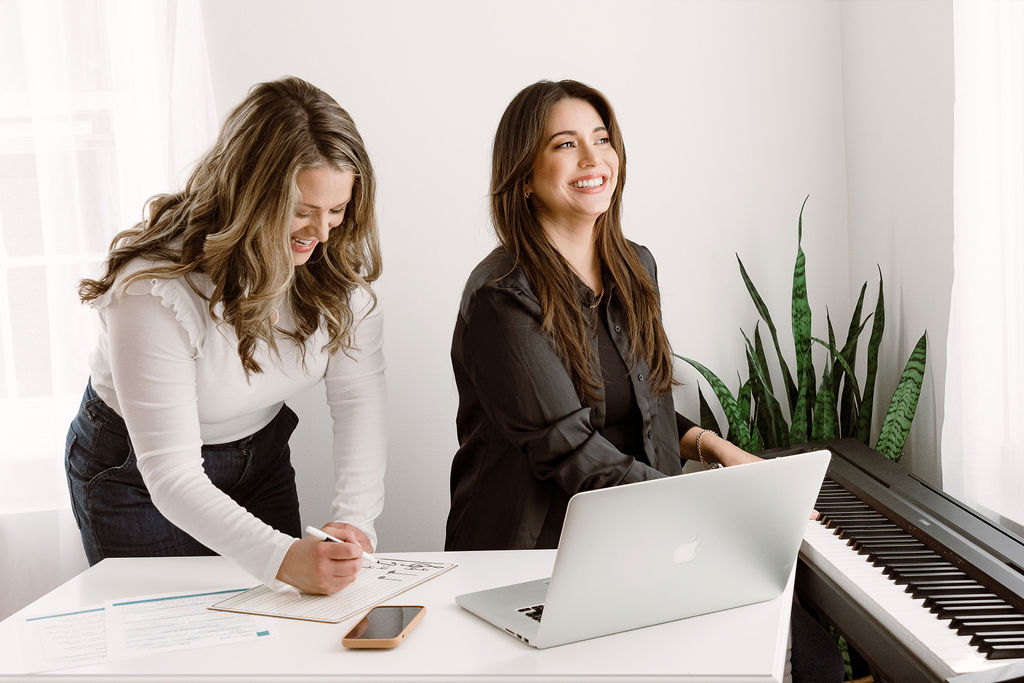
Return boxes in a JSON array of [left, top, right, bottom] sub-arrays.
[[87, 260, 387, 588]]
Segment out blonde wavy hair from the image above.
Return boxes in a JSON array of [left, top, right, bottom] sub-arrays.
[[79, 76, 381, 376]]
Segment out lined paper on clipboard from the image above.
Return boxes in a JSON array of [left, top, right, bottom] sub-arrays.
[[209, 558, 456, 623]]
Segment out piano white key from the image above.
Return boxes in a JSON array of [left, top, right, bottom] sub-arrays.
[[801, 520, 1016, 676]]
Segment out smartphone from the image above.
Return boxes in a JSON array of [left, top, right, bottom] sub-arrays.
[[341, 605, 425, 649]]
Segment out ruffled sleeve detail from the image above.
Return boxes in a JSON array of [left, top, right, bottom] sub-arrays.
[[91, 261, 209, 359]]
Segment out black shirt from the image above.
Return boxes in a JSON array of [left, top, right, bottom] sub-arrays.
[[594, 296, 648, 465], [445, 243, 698, 551]]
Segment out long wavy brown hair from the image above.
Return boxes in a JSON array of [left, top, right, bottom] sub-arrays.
[[491, 79, 674, 400], [79, 76, 381, 376]]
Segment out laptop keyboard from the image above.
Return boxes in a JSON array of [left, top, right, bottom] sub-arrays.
[[517, 604, 544, 622]]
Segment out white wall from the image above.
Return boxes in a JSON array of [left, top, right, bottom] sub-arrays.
[[839, 0, 953, 486], [200, 0, 949, 552]]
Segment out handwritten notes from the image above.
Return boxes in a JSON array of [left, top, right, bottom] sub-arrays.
[[211, 558, 456, 623]]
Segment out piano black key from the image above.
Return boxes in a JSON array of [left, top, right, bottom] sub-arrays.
[[927, 598, 1007, 615], [821, 512, 888, 522], [868, 551, 942, 566], [815, 504, 873, 513], [849, 537, 923, 550], [851, 539, 926, 551], [815, 497, 861, 505], [906, 579, 981, 595], [893, 571, 968, 586], [911, 583, 989, 600], [820, 515, 881, 525], [865, 552, 938, 564], [952, 613, 1024, 628], [957, 621, 1024, 636], [978, 636, 1024, 647], [922, 592, 998, 607], [821, 508, 893, 517], [881, 561, 952, 577], [982, 643, 1024, 659], [836, 524, 903, 536], [970, 630, 1024, 645], [886, 562, 957, 573], [937, 604, 1018, 618]]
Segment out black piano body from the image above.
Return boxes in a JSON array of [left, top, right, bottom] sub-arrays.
[[766, 438, 1024, 683]]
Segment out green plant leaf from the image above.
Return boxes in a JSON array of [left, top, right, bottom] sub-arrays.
[[789, 196, 813, 443], [737, 376, 752, 428], [811, 336, 862, 406], [811, 363, 838, 440], [840, 283, 868, 437], [752, 323, 774, 393], [875, 334, 927, 462], [737, 254, 797, 411], [825, 309, 839, 393], [742, 327, 789, 448], [736, 377, 762, 452], [697, 384, 722, 435], [856, 267, 885, 443], [675, 354, 752, 448]]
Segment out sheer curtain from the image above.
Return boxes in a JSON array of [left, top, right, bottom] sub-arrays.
[[0, 0, 217, 619], [943, 0, 1024, 529]]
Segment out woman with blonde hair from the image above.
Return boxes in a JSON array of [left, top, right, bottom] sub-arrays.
[[446, 79, 843, 682], [66, 76, 385, 594]]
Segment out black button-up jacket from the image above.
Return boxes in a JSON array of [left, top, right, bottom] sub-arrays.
[[445, 242, 697, 551]]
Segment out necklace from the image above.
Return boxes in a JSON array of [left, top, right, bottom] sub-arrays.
[[565, 261, 603, 309]]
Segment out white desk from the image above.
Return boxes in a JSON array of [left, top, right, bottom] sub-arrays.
[[0, 551, 792, 681]]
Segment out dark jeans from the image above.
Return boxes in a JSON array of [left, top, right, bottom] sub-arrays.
[[65, 381, 301, 564]]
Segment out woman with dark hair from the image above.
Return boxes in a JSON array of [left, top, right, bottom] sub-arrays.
[[66, 76, 385, 595], [446, 79, 758, 551], [446, 79, 843, 682]]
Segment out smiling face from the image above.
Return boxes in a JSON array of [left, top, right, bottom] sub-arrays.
[[524, 97, 619, 235], [290, 165, 355, 266]]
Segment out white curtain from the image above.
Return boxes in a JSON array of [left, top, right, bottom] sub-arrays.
[[943, 0, 1024, 529], [0, 0, 217, 619]]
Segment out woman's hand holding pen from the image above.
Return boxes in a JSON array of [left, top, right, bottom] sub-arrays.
[[276, 523, 372, 594]]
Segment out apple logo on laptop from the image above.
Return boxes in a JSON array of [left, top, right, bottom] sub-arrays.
[[672, 536, 700, 564]]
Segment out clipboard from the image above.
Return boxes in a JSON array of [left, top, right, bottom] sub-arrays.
[[209, 558, 456, 623]]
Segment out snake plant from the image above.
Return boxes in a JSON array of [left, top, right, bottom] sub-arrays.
[[676, 197, 926, 462]]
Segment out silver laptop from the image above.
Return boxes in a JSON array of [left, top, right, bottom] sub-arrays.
[[456, 449, 830, 649]]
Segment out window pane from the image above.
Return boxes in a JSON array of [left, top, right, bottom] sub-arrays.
[[51, 260, 102, 395], [62, 0, 111, 93], [0, 0, 27, 93], [0, 154, 42, 260], [6, 265, 53, 398]]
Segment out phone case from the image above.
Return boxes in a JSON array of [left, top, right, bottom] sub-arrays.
[[341, 605, 426, 649]]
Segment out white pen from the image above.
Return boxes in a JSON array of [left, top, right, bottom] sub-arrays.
[[304, 525, 378, 565]]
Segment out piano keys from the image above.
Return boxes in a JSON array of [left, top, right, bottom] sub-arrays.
[[767, 439, 1024, 683]]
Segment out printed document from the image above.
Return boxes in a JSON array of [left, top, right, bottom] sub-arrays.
[[21, 588, 273, 673]]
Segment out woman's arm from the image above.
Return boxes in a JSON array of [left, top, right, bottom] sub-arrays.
[[322, 287, 387, 551], [678, 426, 763, 467]]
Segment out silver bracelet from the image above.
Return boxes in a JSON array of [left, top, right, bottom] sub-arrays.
[[695, 429, 722, 470]]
